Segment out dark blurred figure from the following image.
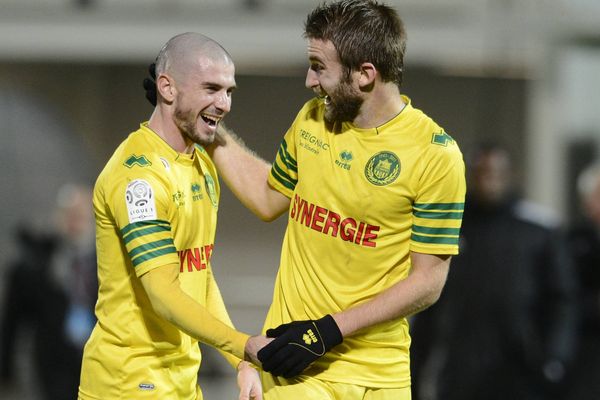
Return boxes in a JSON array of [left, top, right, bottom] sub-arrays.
[[411, 144, 578, 400], [565, 162, 600, 400], [0, 184, 97, 400]]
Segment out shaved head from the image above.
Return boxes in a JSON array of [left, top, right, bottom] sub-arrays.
[[155, 32, 232, 83], [149, 32, 236, 150]]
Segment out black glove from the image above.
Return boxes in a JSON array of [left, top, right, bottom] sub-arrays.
[[257, 314, 342, 378], [142, 63, 157, 106]]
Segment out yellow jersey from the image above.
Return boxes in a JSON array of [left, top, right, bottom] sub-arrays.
[[266, 96, 466, 388], [79, 123, 226, 399]]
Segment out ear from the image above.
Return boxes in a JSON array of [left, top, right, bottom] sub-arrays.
[[358, 62, 376, 88], [156, 73, 176, 103]]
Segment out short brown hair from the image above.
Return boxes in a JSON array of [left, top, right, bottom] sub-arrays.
[[304, 0, 407, 87]]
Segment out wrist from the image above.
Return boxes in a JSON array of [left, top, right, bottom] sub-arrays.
[[237, 360, 259, 373], [318, 314, 343, 349]]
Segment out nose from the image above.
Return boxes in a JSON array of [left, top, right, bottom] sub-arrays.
[[215, 91, 231, 113], [305, 67, 318, 90]]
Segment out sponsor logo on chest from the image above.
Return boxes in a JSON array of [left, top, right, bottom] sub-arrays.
[[299, 129, 329, 155]]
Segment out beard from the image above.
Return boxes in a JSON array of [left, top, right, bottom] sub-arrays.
[[174, 106, 215, 147], [323, 79, 363, 124]]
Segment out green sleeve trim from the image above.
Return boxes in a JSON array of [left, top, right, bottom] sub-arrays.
[[122, 224, 172, 244], [128, 238, 175, 259], [412, 225, 461, 236], [121, 219, 171, 235], [411, 233, 459, 246], [413, 202, 465, 211], [279, 139, 297, 170], [270, 164, 297, 191], [131, 246, 177, 267], [413, 210, 464, 220]]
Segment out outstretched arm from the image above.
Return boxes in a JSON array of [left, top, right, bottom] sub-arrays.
[[140, 263, 267, 363], [210, 125, 290, 221], [258, 252, 451, 377], [332, 251, 450, 336]]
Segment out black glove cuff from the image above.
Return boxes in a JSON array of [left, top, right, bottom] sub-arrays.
[[317, 314, 343, 350]]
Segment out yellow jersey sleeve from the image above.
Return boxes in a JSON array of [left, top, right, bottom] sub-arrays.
[[108, 171, 180, 277], [410, 132, 466, 255], [268, 106, 306, 198]]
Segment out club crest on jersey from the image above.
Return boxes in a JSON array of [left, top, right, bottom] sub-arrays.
[[204, 174, 218, 208], [364, 151, 400, 186], [126, 179, 157, 223], [124, 154, 152, 168]]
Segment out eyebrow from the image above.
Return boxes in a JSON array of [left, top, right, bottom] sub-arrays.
[[201, 81, 237, 91]]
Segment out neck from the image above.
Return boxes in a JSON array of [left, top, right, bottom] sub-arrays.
[[353, 83, 405, 129], [148, 106, 192, 154]]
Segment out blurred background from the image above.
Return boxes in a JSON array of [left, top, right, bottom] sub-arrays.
[[0, 0, 599, 399]]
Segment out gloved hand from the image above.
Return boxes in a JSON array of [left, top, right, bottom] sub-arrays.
[[142, 63, 157, 106], [257, 315, 342, 378]]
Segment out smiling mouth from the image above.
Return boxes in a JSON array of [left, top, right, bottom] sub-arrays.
[[201, 114, 221, 128], [316, 94, 331, 105]]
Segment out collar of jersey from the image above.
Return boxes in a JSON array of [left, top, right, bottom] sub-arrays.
[[341, 95, 413, 136], [140, 122, 196, 165]]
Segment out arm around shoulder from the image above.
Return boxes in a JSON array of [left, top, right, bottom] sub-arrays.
[[210, 124, 290, 221]]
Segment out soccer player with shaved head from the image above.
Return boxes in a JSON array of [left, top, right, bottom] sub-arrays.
[[78, 33, 268, 400]]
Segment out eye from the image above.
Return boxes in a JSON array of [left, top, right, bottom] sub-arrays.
[[310, 63, 324, 72]]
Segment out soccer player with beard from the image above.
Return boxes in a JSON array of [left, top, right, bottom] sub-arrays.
[[143, 2, 466, 398], [209, 1, 466, 399], [78, 33, 268, 400]]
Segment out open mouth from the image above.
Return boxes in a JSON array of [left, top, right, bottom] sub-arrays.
[[316, 94, 331, 105], [201, 114, 221, 128]]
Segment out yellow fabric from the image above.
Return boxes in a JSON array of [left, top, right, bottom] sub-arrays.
[[266, 96, 466, 388], [261, 372, 411, 400], [79, 123, 243, 400], [141, 264, 248, 360]]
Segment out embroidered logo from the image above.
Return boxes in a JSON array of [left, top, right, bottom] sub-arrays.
[[335, 150, 353, 170], [303, 329, 318, 345], [191, 183, 203, 201], [431, 131, 455, 147], [172, 190, 185, 208], [124, 154, 152, 168], [364, 151, 401, 186]]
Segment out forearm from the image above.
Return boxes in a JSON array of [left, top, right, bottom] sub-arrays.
[[205, 267, 245, 369], [212, 125, 287, 221], [333, 253, 450, 337], [141, 264, 249, 359]]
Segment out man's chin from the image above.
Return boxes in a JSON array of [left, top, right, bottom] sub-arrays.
[[192, 131, 216, 147]]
